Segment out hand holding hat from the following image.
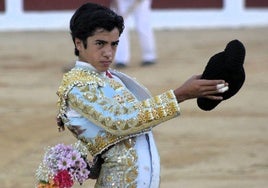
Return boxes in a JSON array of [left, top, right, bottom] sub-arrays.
[[197, 39, 246, 111]]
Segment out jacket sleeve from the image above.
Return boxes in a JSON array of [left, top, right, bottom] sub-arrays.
[[67, 85, 180, 136]]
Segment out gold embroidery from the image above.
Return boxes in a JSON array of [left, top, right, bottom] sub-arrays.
[[79, 131, 123, 156], [56, 68, 104, 119], [57, 69, 180, 156], [108, 78, 124, 90], [95, 138, 138, 187]]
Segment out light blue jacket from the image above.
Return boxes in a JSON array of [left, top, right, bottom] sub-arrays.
[[57, 64, 180, 157]]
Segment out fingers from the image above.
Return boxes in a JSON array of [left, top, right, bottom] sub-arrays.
[[216, 83, 225, 90], [200, 79, 226, 86], [198, 82, 229, 97], [216, 83, 229, 93], [174, 75, 229, 102], [199, 79, 228, 90], [204, 95, 223, 100], [201, 83, 229, 100]]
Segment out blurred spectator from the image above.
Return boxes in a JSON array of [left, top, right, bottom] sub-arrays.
[[111, 0, 157, 68]]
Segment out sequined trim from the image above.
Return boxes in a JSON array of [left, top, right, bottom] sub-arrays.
[[95, 138, 138, 188], [57, 68, 104, 119], [79, 130, 150, 157]]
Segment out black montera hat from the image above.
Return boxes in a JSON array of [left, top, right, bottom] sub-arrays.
[[197, 39, 246, 111]]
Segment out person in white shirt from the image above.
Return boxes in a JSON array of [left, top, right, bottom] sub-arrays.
[[111, 0, 157, 68], [56, 3, 228, 187]]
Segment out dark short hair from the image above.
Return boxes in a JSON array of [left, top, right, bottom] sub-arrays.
[[70, 3, 125, 56]]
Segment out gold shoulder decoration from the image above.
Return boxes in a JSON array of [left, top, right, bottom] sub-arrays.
[[56, 68, 104, 117]]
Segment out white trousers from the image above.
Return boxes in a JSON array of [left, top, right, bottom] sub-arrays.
[[114, 0, 156, 64], [135, 132, 160, 188]]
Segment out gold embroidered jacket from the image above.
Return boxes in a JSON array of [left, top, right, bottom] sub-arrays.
[[57, 68, 180, 157]]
